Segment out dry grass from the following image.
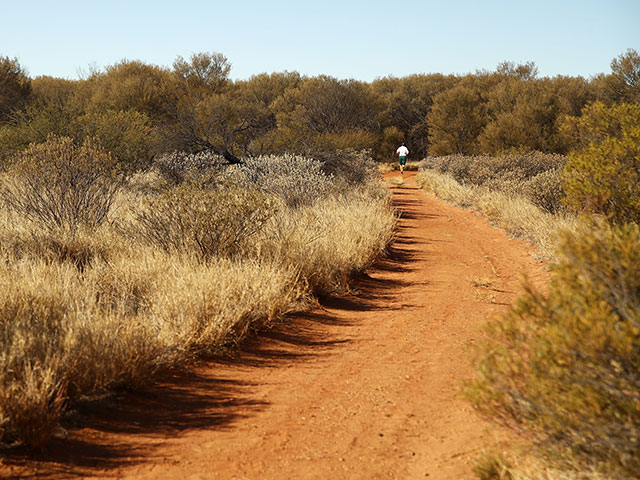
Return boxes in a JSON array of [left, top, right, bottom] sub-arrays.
[[473, 453, 611, 480], [253, 187, 396, 296], [416, 169, 578, 257], [420, 153, 568, 214], [0, 236, 301, 446], [377, 162, 395, 173], [0, 154, 396, 447], [387, 175, 405, 186]]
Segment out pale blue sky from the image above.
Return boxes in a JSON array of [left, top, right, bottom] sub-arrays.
[[1, 0, 638, 81]]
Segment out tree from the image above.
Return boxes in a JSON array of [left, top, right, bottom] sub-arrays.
[[609, 49, 640, 103], [173, 52, 231, 96], [427, 84, 487, 155], [269, 75, 378, 153], [591, 50, 640, 105], [75, 109, 157, 170], [479, 78, 564, 153], [234, 72, 302, 155], [86, 60, 176, 124], [163, 52, 256, 162], [0, 56, 31, 122], [372, 74, 458, 159], [495, 60, 539, 81]]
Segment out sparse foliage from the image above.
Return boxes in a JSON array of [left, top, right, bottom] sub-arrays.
[[129, 182, 278, 260], [563, 101, 640, 223], [1, 135, 121, 233]]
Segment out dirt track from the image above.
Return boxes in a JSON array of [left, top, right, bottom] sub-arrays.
[[2, 172, 548, 479]]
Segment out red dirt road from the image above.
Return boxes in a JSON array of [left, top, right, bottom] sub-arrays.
[[2, 172, 548, 479]]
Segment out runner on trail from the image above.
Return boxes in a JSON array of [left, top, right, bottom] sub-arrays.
[[396, 143, 409, 175]]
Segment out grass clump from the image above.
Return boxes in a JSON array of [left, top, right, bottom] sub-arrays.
[[254, 188, 396, 296], [466, 221, 640, 478]]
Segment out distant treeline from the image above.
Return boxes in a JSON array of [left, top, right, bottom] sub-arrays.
[[0, 49, 638, 166]]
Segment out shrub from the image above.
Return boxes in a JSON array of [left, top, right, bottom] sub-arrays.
[[520, 169, 566, 214], [0, 146, 396, 448], [421, 152, 566, 187], [235, 154, 334, 208], [0, 135, 121, 233], [416, 169, 577, 256], [153, 150, 227, 185], [563, 102, 640, 224], [127, 182, 277, 260], [75, 109, 157, 170], [312, 148, 379, 186], [466, 221, 640, 477]]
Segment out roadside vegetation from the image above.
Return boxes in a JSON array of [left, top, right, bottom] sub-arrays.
[[418, 99, 640, 478], [417, 151, 577, 256], [0, 140, 395, 447], [1, 49, 638, 167]]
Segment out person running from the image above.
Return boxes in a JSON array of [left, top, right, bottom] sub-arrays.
[[396, 143, 409, 175]]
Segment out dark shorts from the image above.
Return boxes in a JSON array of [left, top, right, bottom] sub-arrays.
[[398, 156, 407, 166]]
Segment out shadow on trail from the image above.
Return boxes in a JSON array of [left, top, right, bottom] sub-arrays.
[[1, 181, 424, 478], [391, 186, 442, 223], [1, 369, 268, 478]]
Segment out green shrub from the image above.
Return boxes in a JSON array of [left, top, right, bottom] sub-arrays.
[[466, 221, 640, 477], [0, 135, 121, 233], [563, 102, 640, 224]]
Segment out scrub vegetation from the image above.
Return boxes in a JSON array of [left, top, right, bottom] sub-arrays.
[[1, 49, 638, 166], [0, 141, 395, 447]]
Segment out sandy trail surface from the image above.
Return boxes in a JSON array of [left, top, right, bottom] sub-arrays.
[[2, 172, 548, 479]]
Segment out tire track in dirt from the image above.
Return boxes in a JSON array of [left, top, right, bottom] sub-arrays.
[[1, 172, 548, 480]]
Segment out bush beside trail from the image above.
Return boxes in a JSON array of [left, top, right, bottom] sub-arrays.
[[419, 151, 568, 214], [416, 157, 577, 256], [466, 222, 640, 478], [0, 141, 396, 447]]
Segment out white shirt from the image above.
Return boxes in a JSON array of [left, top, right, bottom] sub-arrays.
[[396, 146, 409, 156]]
